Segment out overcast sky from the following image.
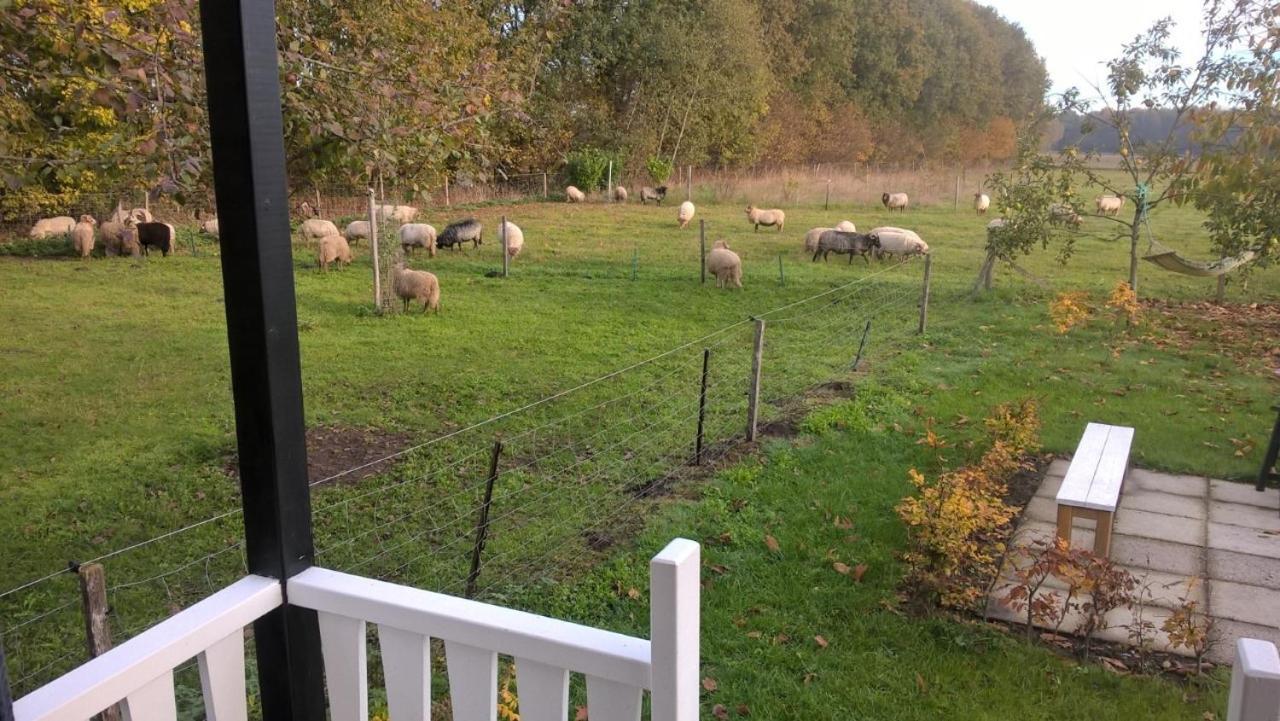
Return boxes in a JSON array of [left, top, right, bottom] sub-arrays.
[[981, 0, 1207, 98]]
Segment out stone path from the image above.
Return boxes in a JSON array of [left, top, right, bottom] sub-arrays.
[[987, 460, 1280, 663]]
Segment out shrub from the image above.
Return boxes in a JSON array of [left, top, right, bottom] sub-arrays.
[[1105, 280, 1140, 325], [565, 147, 619, 191], [645, 155, 673, 186], [1048, 291, 1092, 334]]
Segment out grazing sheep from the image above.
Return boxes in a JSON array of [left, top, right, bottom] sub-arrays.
[[316, 234, 352, 271], [881, 192, 909, 212], [677, 201, 696, 229], [813, 230, 880, 264], [437, 218, 483, 251], [399, 223, 437, 257], [118, 224, 143, 258], [565, 186, 586, 203], [614, 186, 628, 202], [804, 227, 834, 253], [1050, 203, 1083, 227], [705, 240, 742, 289], [500, 220, 524, 258], [835, 220, 856, 232], [71, 215, 96, 258], [200, 218, 219, 239], [136, 222, 176, 256], [344, 220, 371, 244], [974, 193, 991, 214], [392, 262, 441, 313], [28, 216, 75, 240], [1095, 195, 1125, 216], [867, 226, 928, 259], [745, 205, 785, 232], [378, 205, 419, 223], [639, 186, 667, 205], [299, 218, 340, 242], [99, 217, 135, 256]]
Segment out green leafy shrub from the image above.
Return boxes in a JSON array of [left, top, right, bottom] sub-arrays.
[[565, 147, 619, 191], [644, 155, 673, 186]]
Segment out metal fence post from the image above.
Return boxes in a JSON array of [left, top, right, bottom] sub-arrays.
[[746, 319, 765, 442], [465, 439, 504, 598], [777, 253, 785, 286], [367, 189, 381, 311], [918, 254, 933, 334], [695, 348, 710, 465], [699, 220, 706, 284], [1227, 638, 1280, 721], [853, 320, 872, 370]]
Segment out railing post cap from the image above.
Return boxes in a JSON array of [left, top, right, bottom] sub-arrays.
[[651, 538, 699, 567], [1237, 638, 1280, 679]]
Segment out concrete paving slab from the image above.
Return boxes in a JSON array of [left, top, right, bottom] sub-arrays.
[[1209, 480, 1280, 510], [1209, 579, 1280, 628], [1023, 496, 1059, 524], [1035, 474, 1064, 499], [985, 586, 1183, 654], [1121, 489, 1206, 520], [1207, 522, 1280, 558], [1115, 507, 1205, 546], [1128, 468, 1207, 497], [1046, 458, 1071, 478], [1208, 549, 1280, 591], [1111, 535, 1204, 577], [1208, 619, 1280, 664], [1209, 500, 1280, 531]]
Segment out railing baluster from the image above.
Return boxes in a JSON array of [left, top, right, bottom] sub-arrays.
[[584, 676, 641, 721], [316, 613, 368, 721], [513, 659, 570, 721], [650, 539, 700, 721], [197, 632, 247, 721], [121, 672, 176, 721], [379, 626, 431, 721], [444, 642, 497, 721]]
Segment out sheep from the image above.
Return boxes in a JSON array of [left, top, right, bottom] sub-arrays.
[[28, 216, 75, 240], [499, 219, 524, 258], [677, 201, 696, 229], [437, 218, 483, 251], [614, 186, 628, 202], [974, 193, 990, 214], [378, 205, 419, 223], [392, 262, 441, 313], [867, 226, 928, 259], [130, 208, 153, 223], [316, 234, 352, 271], [99, 217, 136, 256], [118, 224, 143, 258], [566, 186, 586, 203], [1049, 203, 1083, 227], [639, 186, 667, 205], [705, 240, 742, 289], [745, 205, 785, 233], [399, 223, 437, 257], [200, 218, 219, 239], [136, 222, 176, 256], [71, 215, 96, 258], [986, 218, 1006, 232], [835, 220, 856, 232], [881, 192, 909, 212], [1095, 195, 1125, 216], [804, 227, 833, 253], [299, 218, 340, 243], [344, 220, 370, 244], [813, 230, 879, 264]]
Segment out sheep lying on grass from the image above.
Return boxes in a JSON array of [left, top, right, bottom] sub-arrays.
[[706, 240, 742, 289], [72, 215, 96, 258], [437, 218, 483, 250], [974, 193, 990, 214], [566, 186, 586, 202], [882, 192, 909, 211], [745, 205, 785, 232], [29, 216, 75, 240], [813, 230, 879, 264], [316, 234, 352, 271], [393, 262, 440, 313], [868, 226, 928, 259], [500, 220, 524, 258], [399, 223, 437, 257], [677, 201, 696, 229]]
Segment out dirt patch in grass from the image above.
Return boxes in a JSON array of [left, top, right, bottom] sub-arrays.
[[1004, 454, 1050, 510], [1143, 299, 1280, 372], [224, 425, 414, 487]]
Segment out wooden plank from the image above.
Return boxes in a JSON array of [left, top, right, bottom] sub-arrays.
[[444, 642, 497, 721], [378, 626, 430, 721], [1084, 425, 1133, 511], [121, 672, 176, 721], [316, 612, 367, 721], [513, 659, 569, 721], [1056, 423, 1111, 506], [584, 676, 641, 721], [196, 632, 247, 721]]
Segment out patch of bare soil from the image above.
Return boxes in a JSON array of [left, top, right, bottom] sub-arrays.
[[224, 425, 414, 487], [1142, 299, 1280, 373]]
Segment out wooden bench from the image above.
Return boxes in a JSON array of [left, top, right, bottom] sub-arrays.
[[1055, 422, 1134, 558]]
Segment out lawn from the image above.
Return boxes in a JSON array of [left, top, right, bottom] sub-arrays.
[[0, 193, 1276, 716]]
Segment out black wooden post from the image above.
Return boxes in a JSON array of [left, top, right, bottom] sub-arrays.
[[0, 634, 13, 721], [1259, 405, 1280, 497], [694, 349, 710, 465], [197, 1, 325, 719], [466, 440, 504, 598]]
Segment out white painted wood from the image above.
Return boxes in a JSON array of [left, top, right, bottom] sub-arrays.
[[513, 659, 569, 721], [1056, 422, 1110, 506], [197, 631, 247, 721], [649, 539, 700, 721], [317, 611, 369, 721], [1228, 638, 1280, 721], [121, 672, 177, 721], [584, 676, 642, 721], [14, 575, 281, 721], [1085, 425, 1133, 510], [289, 569, 651, 688], [378, 625, 431, 721], [444, 641, 497, 721]]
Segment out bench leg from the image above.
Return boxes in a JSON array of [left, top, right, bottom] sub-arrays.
[[1093, 510, 1114, 558], [1056, 504, 1073, 545]]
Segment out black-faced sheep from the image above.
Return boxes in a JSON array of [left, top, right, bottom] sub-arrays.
[[399, 223, 437, 257], [705, 240, 742, 289], [136, 222, 176, 256], [745, 205, 785, 232], [392, 263, 441, 313], [28, 216, 75, 240], [437, 218, 483, 250], [974, 193, 990, 214], [677, 201, 696, 229], [881, 192, 909, 212], [72, 215, 96, 258], [316, 234, 352, 271], [813, 230, 879, 264], [639, 186, 667, 204]]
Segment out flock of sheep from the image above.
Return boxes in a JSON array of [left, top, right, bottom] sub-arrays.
[[27, 205, 191, 258]]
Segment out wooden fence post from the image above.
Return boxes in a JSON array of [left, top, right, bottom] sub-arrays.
[[1227, 638, 1280, 721], [918, 254, 933, 334], [686, 165, 692, 201], [699, 220, 706, 285], [777, 253, 785, 286], [501, 215, 509, 278], [78, 563, 122, 721], [0, 632, 14, 721], [746, 319, 765, 442], [824, 178, 831, 210], [695, 348, 710, 465], [607, 161, 613, 202], [650, 539, 700, 721], [314, 187, 322, 218], [367, 189, 382, 312], [542, 172, 548, 199], [465, 439, 504, 598], [1258, 405, 1279, 492], [444, 176, 450, 207], [953, 170, 960, 210]]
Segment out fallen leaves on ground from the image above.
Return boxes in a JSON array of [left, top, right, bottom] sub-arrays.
[[764, 534, 780, 552], [702, 677, 718, 692], [814, 635, 829, 648]]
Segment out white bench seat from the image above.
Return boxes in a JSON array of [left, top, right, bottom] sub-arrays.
[[1055, 422, 1134, 558]]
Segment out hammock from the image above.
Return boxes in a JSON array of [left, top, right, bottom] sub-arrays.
[[1143, 240, 1257, 277]]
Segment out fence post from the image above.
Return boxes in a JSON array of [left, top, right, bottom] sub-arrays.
[[650, 539, 700, 721], [699, 220, 706, 285], [631, 248, 639, 281], [607, 161, 613, 202], [746, 319, 765, 442], [853, 320, 872, 370], [500, 215, 509, 278], [686, 165, 692, 201], [694, 348, 710, 465], [314, 187, 322, 218], [918, 254, 933, 334], [542, 172, 548, 199], [777, 253, 785, 286], [0, 632, 11, 721], [953, 171, 960, 211], [367, 189, 382, 312], [824, 178, 831, 211], [78, 563, 122, 721], [465, 439, 504, 598], [1258, 405, 1279, 491], [444, 176, 450, 207], [1228, 638, 1280, 721]]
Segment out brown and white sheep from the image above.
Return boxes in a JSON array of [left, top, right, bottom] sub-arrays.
[[392, 263, 441, 313], [745, 205, 785, 232], [881, 192, 909, 212], [705, 240, 742, 289], [71, 215, 97, 257], [316, 234, 353, 271]]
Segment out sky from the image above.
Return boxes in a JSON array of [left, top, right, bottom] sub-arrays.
[[981, 0, 1207, 98]]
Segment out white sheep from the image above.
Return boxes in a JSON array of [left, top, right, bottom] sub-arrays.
[[344, 220, 370, 244], [99, 217, 135, 256], [974, 193, 990, 214], [804, 227, 834, 253], [378, 205, 418, 223], [200, 218, 219, 239], [881, 192, 909, 212], [745, 205, 785, 232], [835, 220, 856, 232], [399, 223, 437, 257], [28, 216, 75, 240], [677, 201, 696, 229], [392, 262, 440, 313], [1050, 203, 1083, 227], [614, 186, 628, 202], [1095, 195, 1125, 216], [71, 215, 97, 258], [298, 218, 339, 242], [705, 240, 742, 289], [566, 186, 586, 203], [316, 234, 352, 271], [500, 220, 524, 259], [868, 226, 928, 259]]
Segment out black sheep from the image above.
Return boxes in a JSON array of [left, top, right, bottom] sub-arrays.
[[436, 218, 483, 251], [135, 222, 175, 257], [812, 230, 880, 265]]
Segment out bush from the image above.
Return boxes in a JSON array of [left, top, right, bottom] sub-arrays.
[[645, 155, 673, 186], [565, 147, 620, 192]]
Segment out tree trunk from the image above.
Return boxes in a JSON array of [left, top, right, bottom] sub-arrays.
[[1215, 275, 1227, 304], [1128, 215, 1141, 296], [971, 251, 998, 296]]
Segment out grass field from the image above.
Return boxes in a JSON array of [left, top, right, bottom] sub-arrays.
[[1, 193, 1277, 716]]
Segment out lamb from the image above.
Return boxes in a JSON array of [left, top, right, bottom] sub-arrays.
[[1049, 203, 1083, 227], [118, 224, 142, 258], [677, 201, 696, 229], [136, 222, 176, 256], [614, 186, 628, 202], [835, 220, 856, 232], [392, 262, 441, 313], [705, 240, 742, 289], [437, 218, 483, 251], [316, 234, 352, 271], [499, 219, 524, 258], [867, 226, 928, 259], [804, 227, 833, 253], [399, 223, 437, 257], [745, 205, 785, 232], [299, 218, 340, 243], [1095, 195, 1125, 216], [813, 230, 879, 264], [881, 192, 909, 212], [344, 220, 371, 244], [639, 186, 667, 204], [974, 193, 991, 214], [99, 217, 136, 256], [28, 216, 75, 240], [71, 215, 96, 258], [566, 186, 586, 203]]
